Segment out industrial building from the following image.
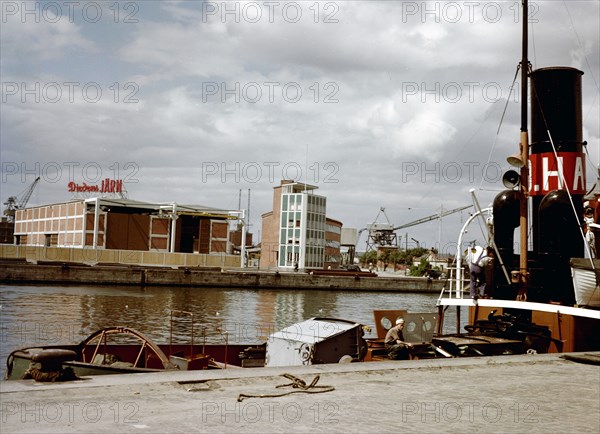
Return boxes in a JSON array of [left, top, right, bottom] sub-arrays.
[[261, 180, 342, 270], [13, 198, 242, 255]]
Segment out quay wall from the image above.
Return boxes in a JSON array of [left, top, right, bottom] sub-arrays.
[[0, 263, 443, 292], [0, 245, 445, 292]]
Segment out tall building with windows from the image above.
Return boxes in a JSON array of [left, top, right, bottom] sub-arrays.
[[261, 180, 341, 270]]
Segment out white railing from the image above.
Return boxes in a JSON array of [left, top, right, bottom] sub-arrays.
[[438, 267, 466, 303]]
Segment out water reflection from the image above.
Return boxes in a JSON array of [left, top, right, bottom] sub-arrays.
[[0, 284, 466, 378]]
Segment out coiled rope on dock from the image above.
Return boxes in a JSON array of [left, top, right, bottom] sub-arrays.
[[237, 373, 335, 402]]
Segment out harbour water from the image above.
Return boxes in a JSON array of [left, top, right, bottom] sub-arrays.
[[0, 284, 466, 378]]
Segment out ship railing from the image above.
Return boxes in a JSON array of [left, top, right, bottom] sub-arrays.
[[438, 268, 467, 303]]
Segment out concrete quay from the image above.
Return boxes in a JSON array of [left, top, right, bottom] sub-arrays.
[[0, 261, 444, 292], [1, 352, 599, 433]]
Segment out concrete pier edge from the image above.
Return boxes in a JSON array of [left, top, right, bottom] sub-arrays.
[[1, 352, 599, 433]]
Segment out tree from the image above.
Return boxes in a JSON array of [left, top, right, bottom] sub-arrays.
[[360, 251, 378, 267], [409, 258, 431, 277], [361, 247, 429, 271], [379, 249, 392, 271], [399, 247, 428, 265], [389, 249, 403, 268]]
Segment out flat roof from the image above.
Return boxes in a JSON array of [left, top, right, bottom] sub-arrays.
[[21, 198, 240, 219], [279, 181, 319, 192]]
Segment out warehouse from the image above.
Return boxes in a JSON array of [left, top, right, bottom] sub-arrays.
[[13, 198, 240, 255]]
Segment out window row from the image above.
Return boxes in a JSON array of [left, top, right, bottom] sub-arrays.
[[325, 224, 341, 234], [281, 194, 303, 212]]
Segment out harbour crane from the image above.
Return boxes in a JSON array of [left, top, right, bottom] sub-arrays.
[[364, 207, 397, 251], [360, 204, 472, 252], [3, 177, 41, 223], [392, 205, 472, 231]]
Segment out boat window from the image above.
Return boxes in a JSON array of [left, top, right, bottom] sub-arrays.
[[380, 317, 392, 330]]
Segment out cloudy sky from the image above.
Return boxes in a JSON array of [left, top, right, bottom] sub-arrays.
[[1, 0, 599, 254]]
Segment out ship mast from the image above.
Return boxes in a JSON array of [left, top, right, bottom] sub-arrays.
[[518, 0, 529, 299]]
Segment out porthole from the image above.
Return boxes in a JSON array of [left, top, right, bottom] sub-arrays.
[[380, 317, 392, 330]]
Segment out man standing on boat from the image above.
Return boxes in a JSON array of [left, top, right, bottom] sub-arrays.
[[468, 245, 486, 298], [479, 247, 495, 298], [384, 318, 413, 360]]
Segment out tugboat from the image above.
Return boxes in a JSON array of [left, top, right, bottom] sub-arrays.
[[436, 0, 600, 356]]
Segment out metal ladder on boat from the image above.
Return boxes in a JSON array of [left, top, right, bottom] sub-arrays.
[[437, 267, 467, 303]]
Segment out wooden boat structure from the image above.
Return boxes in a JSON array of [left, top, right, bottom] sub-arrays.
[[0, 313, 506, 382], [4, 310, 268, 381]]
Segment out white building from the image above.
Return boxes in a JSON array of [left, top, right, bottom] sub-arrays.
[[261, 180, 329, 270]]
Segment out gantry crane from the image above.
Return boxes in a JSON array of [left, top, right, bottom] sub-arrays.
[[364, 207, 397, 252], [3, 177, 41, 222], [360, 204, 472, 252]]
